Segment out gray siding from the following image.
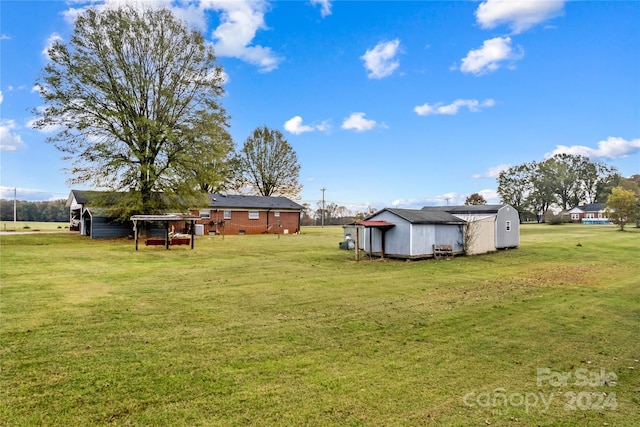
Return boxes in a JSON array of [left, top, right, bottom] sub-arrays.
[[434, 224, 465, 253], [410, 224, 436, 256], [495, 206, 520, 248], [90, 217, 131, 239], [363, 210, 464, 258]]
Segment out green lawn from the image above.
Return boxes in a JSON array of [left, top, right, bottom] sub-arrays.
[[1, 221, 69, 232], [1, 224, 639, 426]]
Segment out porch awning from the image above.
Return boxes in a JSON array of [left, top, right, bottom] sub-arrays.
[[357, 220, 395, 229]]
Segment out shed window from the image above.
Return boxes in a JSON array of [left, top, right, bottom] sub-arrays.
[[248, 211, 259, 220], [200, 209, 211, 219], [223, 210, 231, 219], [505, 220, 511, 232]]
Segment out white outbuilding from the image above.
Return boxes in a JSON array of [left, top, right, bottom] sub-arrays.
[[422, 204, 520, 255], [359, 208, 466, 259]]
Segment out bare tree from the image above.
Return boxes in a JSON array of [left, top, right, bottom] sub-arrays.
[[234, 126, 302, 199]]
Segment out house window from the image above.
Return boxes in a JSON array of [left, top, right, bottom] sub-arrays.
[[223, 210, 231, 219], [571, 213, 580, 220], [274, 211, 280, 217], [248, 211, 259, 220], [586, 213, 595, 219], [199, 209, 210, 219], [505, 220, 511, 232]]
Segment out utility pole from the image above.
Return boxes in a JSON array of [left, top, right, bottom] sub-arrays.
[[14, 188, 17, 231], [445, 196, 451, 206], [321, 187, 326, 227]]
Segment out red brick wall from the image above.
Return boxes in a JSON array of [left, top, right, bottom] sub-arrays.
[[193, 209, 300, 235]]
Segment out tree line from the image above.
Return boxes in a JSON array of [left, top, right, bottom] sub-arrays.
[[0, 200, 69, 222], [497, 153, 640, 223]]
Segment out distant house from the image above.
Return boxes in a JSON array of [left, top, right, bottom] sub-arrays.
[[66, 190, 131, 239], [422, 204, 520, 254], [67, 190, 303, 238], [191, 194, 303, 235], [360, 208, 466, 259], [567, 203, 611, 224]]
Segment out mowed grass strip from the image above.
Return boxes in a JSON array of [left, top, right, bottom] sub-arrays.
[[1, 225, 639, 426]]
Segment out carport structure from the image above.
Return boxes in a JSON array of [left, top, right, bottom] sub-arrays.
[[357, 219, 395, 259], [131, 214, 199, 250]]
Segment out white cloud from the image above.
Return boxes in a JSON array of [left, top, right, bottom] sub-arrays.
[[393, 189, 501, 209], [0, 90, 3, 104], [0, 34, 11, 40], [361, 39, 401, 79], [476, 0, 565, 34], [62, 0, 178, 24], [284, 116, 332, 135], [472, 163, 512, 179], [0, 120, 26, 151], [59, 1, 281, 72], [477, 188, 500, 203], [208, 0, 282, 72], [0, 186, 65, 201], [545, 137, 640, 160], [341, 112, 381, 132], [284, 116, 314, 135], [311, 0, 332, 18], [315, 120, 332, 133], [460, 36, 523, 75], [414, 98, 495, 116], [42, 33, 63, 60]]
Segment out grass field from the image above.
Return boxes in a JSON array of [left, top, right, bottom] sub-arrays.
[[1, 224, 638, 426], [1, 221, 69, 232]]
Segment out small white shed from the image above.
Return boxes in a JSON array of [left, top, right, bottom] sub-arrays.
[[422, 204, 520, 254]]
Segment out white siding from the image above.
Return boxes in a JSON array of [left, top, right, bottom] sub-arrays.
[[496, 206, 520, 248]]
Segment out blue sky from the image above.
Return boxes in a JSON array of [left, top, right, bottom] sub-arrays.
[[1, 0, 639, 211]]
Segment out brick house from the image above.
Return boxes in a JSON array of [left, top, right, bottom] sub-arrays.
[[567, 202, 610, 223], [192, 194, 303, 235]]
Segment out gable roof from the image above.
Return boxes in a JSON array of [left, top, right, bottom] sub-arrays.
[[421, 204, 507, 214], [371, 208, 465, 225], [207, 194, 303, 211], [570, 203, 605, 212], [66, 190, 125, 208]]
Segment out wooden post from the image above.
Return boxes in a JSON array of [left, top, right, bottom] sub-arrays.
[[190, 219, 195, 249], [355, 226, 360, 261], [134, 220, 139, 251], [165, 221, 170, 249]]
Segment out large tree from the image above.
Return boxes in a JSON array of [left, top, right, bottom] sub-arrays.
[[497, 164, 531, 221], [234, 126, 302, 198], [497, 155, 619, 222], [34, 6, 232, 215], [464, 193, 487, 206], [605, 187, 639, 231]]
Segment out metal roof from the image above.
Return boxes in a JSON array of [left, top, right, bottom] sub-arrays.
[[207, 194, 304, 210], [68, 190, 303, 211], [130, 214, 199, 221], [369, 208, 466, 225], [421, 204, 507, 214], [357, 220, 396, 228]]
